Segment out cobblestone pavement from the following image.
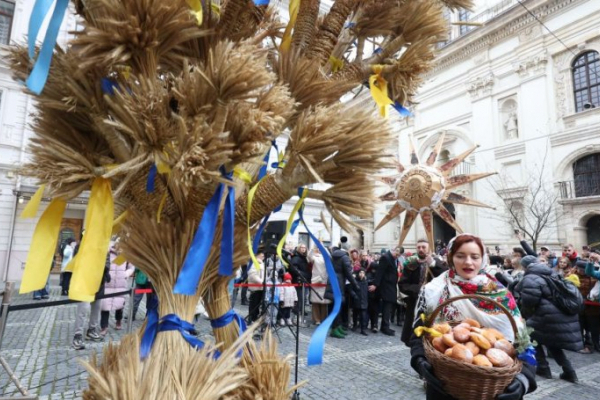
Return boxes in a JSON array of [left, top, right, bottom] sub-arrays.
[[1, 284, 599, 399]]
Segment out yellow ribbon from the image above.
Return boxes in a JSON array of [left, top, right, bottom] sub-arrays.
[[211, 2, 220, 15], [246, 180, 263, 272], [186, 0, 203, 25], [276, 189, 308, 268], [329, 55, 344, 73], [156, 159, 171, 175], [19, 198, 67, 294], [369, 65, 394, 118], [156, 191, 168, 223], [234, 167, 252, 184], [280, 0, 300, 52], [414, 326, 443, 338], [111, 210, 129, 236], [69, 178, 114, 302], [20, 184, 46, 219]]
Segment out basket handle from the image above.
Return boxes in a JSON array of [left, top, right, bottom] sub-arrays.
[[426, 293, 519, 339]]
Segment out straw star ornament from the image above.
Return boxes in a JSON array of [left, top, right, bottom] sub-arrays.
[[376, 132, 496, 247]]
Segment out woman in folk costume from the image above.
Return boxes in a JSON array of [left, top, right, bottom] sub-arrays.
[[409, 234, 537, 400]]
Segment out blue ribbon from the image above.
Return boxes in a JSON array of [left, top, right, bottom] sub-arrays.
[[174, 169, 237, 295], [344, 22, 356, 29], [174, 180, 226, 295], [210, 309, 247, 335], [140, 309, 214, 360], [26, 0, 70, 95], [220, 171, 235, 276], [517, 345, 537, 367], [393, 102, 413, 117], [296, 188, 341, 366], [146, 164, 158, 193], [253, 0, 270, 5]]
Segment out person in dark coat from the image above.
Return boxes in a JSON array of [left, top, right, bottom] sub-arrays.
[[516, 262, 582, 383], [325, 243, 359, 338], [366, 261, 380, 332], [351, 269, 369, 336], [369, 247, 400, 336], [290, 244, 310, 316], [398, 239, 447, 345]]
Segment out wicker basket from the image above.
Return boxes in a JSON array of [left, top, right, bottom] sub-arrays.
[[423, 294, 522, 400]]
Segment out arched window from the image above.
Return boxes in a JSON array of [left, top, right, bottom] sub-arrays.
[[573, 153, 600, 197], [572, 51, 600, 112]]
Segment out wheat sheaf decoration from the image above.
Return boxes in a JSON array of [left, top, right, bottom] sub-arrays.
[[12, 0, 473, 397]]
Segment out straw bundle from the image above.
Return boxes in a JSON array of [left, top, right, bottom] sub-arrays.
[[11, 0, 473, 397]]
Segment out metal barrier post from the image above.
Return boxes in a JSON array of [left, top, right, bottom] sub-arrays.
[[126, 287, 135, 334], [0, 281, 15, 351], [301, 283, 306, 325]]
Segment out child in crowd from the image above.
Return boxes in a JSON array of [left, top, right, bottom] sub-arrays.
[[352, 269, 369, 336], [279, 273, 298, 326]]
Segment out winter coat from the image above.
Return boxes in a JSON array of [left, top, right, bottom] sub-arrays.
[[375, 251, 399, 303], [366, 263, 379, 300], [247, 260, 266, 292], [309, 251, 330, 304], [325, 248, 358, 302], [101, 253, 134, 311], [517, 263, 583, 351], [519, 240, 536, 257], [280, 284, 298, 308], [290, 251, 311, 284], [352, 276, 369, 310]]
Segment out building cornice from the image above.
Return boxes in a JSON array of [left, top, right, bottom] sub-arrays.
[[431, 0, 580, 74]]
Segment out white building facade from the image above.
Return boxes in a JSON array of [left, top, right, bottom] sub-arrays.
[[374, 0, 600, 253]]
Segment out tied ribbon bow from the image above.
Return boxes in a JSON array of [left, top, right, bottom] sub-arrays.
[[140, 310, 214, 360], [26, 0, 70, 95], [174, 167, 248, 295], [369, 65, 394, 118], [294, 188, 341, 366], [210, 309, 247, 335]]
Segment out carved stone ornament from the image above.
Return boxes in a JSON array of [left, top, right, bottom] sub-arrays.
[[467, 74, 495, 99], [513, 52, 549, 78]]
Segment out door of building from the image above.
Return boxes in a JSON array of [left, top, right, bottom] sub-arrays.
[[52, 218, 83, 273]]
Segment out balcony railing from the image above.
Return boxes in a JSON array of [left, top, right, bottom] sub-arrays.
[[558, 179, 600, 199]]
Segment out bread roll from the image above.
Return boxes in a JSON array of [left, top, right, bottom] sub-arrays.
[[486, 328, 505, 340], [433, 323, 452, 334], [453, 327, 471, 343], [445, 348, 453, 356], [470, 332, 492, 350], [449, 344, 473, 363], [465, 341, 480, 356], [494, 339, 517, 358], [486, 348, 513, 367], [456, 323, 472, 330], [432, 337, 448, 353], [473, 354, 493, 367], [482, 329, 497, 346], [442, 333, 458, 348], [469, 327, 483, 334], [463, 318, 481, 328]]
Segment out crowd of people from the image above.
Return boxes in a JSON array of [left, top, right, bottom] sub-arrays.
[[239, 232, 600, 399]]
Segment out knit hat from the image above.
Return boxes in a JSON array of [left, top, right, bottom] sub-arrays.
[[520, 255, 538, 269], [540, 245, 550, 251], [283, 272, 292, 281]]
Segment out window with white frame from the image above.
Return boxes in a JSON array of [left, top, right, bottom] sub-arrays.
[[0, 0, 15, 45], [572, 51, 600, 112]]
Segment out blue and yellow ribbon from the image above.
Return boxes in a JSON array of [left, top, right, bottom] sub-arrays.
[[275, 189, 308, 268], [26, 0, 70, 95]]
